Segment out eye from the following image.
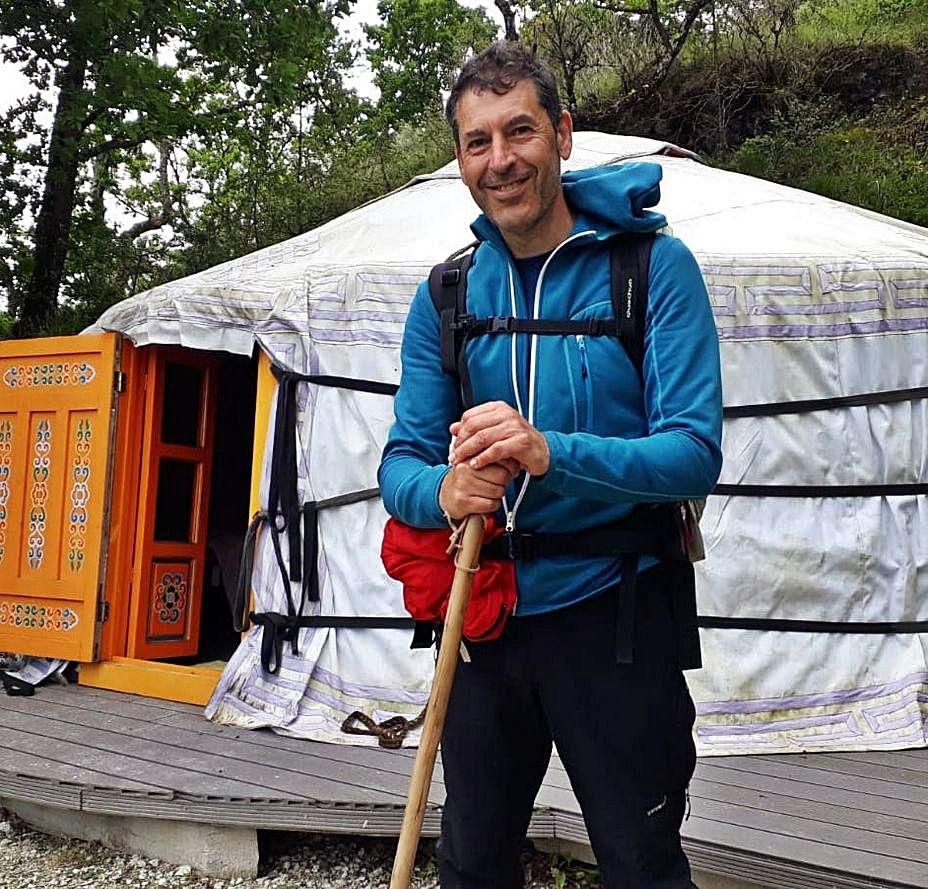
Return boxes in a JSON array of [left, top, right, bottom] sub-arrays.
[[466, 136, 489, 152]]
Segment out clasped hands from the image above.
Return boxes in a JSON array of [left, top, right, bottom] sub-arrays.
[[438, 401, 550, 520]]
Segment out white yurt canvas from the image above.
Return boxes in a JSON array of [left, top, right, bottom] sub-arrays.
[[93, 132, 928, 755]]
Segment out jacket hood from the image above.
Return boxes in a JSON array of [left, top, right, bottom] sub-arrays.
[[561, 162, 666, 235], [470, 161, 667, 248]]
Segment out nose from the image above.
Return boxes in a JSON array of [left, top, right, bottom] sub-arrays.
[[488, 134, 515, 175]]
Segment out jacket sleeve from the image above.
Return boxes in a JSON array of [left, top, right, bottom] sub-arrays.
[[539, 235, 723, 502], [378, 280, 459, 527]]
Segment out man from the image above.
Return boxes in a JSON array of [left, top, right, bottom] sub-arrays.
[[379, 41, 722, 889]]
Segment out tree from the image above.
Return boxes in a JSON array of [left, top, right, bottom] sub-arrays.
[[525, 0, 714, 111], [365, 0, 498, 129], [1, 0, 355, 336], [526, 0, 613, 110]]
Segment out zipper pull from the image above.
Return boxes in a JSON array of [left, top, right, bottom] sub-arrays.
[[505, 510, 515, 533], [576, 335, 588, 379]]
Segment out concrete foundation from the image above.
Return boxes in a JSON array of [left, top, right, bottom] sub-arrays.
[[1, 798, 259, 879]]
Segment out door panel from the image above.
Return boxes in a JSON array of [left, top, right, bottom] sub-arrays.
[[128, 348, 216, 660], [0, 335, 119, 661]]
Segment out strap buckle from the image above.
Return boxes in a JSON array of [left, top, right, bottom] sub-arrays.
[[490, 316, 515, 334], [451, 312, 476, 332], [505, 531, 536, 561]]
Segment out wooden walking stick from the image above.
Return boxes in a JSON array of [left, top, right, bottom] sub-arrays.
[[390, 513, 485, 889]]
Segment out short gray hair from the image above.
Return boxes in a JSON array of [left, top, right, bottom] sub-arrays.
[[445, 41, 562, 144]]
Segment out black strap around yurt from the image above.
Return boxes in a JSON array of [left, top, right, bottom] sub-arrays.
[[240, 351, 928, 671], [698, 616, 928, 633], [723, 384, 928, 418]]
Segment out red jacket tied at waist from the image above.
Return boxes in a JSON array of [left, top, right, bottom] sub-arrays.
[[381, 515, 516, 642]]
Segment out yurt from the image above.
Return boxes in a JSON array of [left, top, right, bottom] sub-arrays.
[[1, 132, 925, 756]]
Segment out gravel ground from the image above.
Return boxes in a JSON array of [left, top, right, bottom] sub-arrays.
[[0, 811, 601, 888]]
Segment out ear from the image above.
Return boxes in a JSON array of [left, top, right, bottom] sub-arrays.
[[454, 141, 464, 172], [556, 110, 573, 160]]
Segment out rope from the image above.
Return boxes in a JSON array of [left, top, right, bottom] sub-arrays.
[[341, 708, 427, 749]]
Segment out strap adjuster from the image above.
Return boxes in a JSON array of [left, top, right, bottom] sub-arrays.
[[490, 316, 515, 334], [441, 268, 461, 286], [505, 531, 536, 561]]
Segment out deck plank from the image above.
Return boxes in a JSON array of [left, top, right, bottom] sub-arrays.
[[694, 759, 928, 824], [0, 709, 324, 802], [0, 694, 430, 805], [680, 811, 928, 888], [0, 745, 162, 792], [712, 754, 928, 806], [759, 752, 927, 788], [5, 684, 928, 888], [690, 796, 928, 864], [688, 774, 928, 843]]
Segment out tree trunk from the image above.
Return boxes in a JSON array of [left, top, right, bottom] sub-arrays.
[[16, 48, 89, 337], [495, 0, 519, 41]]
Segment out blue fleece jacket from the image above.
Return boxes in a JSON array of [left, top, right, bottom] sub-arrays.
[[379, 162, 723, 615]]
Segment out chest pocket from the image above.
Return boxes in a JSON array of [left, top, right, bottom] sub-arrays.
[[560, 300, 645, 435], [563, 334, 594, 432]]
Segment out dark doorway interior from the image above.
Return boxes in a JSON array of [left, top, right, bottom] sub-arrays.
[[176, 351, 257, 665]]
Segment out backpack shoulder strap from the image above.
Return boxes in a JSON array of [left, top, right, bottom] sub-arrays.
[[609, 232, 655, 381], [428, 248, 474, 378]]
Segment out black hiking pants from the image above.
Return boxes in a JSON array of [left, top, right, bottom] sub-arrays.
[[437, 563, 698, 889]]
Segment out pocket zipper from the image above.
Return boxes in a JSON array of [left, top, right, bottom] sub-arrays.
[[576, 334, 588, 379]]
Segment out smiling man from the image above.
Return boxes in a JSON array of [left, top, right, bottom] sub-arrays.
[[379, 42, 723, 889]]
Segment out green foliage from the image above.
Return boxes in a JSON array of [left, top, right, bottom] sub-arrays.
[[795, 0, 928, 44], [545, 854, 601, 888], [720, 100, 928, 226], [1, 0, 357, 335], [365, 0, 497, 128]]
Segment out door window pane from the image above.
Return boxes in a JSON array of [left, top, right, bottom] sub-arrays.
[[154, 459, 197, 542], [161, 363, 203, 447]]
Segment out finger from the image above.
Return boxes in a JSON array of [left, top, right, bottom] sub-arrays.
[[451, 425, 510, 464], [469, 439, 526, 471], [448, 465, 508, 499], [472, 463, 516, 485], [459, 401, 511, 423], [459, 496, 502, 516], [455, 403, 518, 441]]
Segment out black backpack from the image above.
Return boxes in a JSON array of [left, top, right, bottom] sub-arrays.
[[427, 233, 655, 407], [426, 231, 704, 669]]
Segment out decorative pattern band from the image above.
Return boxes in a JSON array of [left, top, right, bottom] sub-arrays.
[[67, 418, 92, 572], [27, 419, 51, 570], [3, 361, 97, 388], [0, 420, 12, 567], [0, 601, 79, 631]]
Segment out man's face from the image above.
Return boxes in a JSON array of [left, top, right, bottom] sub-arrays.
[[454, 79, 573, 257]]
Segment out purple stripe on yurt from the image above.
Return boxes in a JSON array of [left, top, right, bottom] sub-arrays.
[[312, 664, 428, 707], [308, 327, 403, 345], [697, 712, 859, 737], [716, 317, 928, 339], [696, 671, 928, 716], [311, 309, 409, 322]]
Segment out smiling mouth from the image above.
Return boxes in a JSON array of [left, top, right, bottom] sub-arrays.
[[486, 175, 530, 195]]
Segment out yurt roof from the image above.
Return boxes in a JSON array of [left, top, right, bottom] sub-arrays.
[[91, 131, 928, 408]]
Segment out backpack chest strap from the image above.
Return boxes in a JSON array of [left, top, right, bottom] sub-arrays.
[[457, 315, 621, 337]]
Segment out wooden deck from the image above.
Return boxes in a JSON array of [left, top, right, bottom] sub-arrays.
[[0, 683, 925, 888]]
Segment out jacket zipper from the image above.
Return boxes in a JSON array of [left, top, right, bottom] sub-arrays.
[[576, 334, 588, 379]]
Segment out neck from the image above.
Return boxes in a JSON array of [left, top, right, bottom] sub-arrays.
[[505, 196, 575, 259]]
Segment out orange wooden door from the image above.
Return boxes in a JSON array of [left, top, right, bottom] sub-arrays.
[[127, 348, 217, 660], [0, 334, 120, 662]]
